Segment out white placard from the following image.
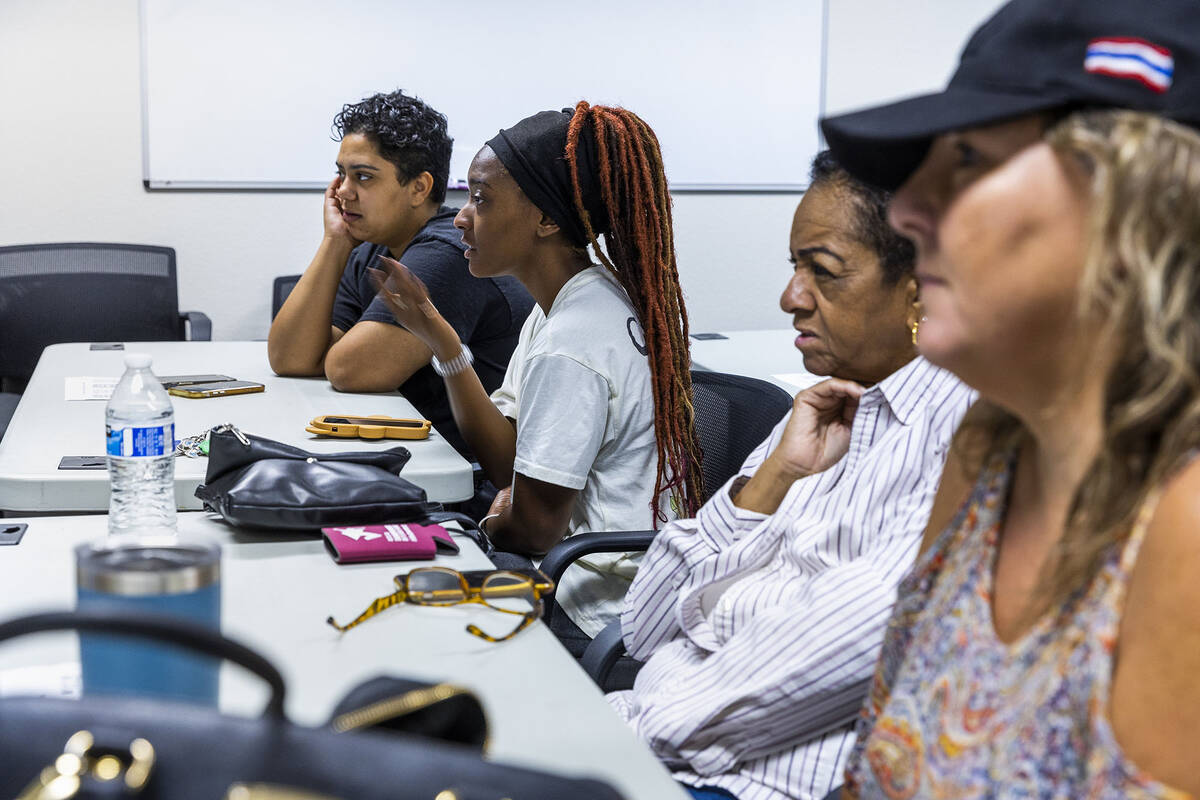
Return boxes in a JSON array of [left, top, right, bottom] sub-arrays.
[[64, 377, 119, 401]]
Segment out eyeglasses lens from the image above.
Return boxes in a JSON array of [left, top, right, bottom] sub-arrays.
[[406, 569, 467, 605], [480, 572, 536, 614]]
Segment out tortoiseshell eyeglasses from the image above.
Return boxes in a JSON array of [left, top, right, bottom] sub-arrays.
[[327, 567, 554, 643]]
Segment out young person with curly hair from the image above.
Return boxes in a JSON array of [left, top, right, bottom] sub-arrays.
[[372, 102, 704, 644], [268, 90, 532, 459]]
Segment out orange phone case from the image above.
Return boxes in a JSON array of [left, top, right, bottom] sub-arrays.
[[305, 414, 432, 440]]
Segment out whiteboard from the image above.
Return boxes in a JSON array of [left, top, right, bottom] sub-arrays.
[[139, 0, 825, 191]]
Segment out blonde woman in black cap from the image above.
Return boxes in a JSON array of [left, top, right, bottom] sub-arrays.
[[371, 103, 704, 649], [819, 0, 1200, 796]]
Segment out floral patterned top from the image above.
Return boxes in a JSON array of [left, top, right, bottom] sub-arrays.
[[843, 449, 1191, 799]]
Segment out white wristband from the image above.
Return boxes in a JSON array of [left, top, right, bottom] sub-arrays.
[[430, 343, 473, 377]]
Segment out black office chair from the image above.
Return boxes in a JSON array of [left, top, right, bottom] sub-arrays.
[[0, 242, 211, 409], [271, 274, 302, 320], [539, 369, 793, 691], [0, 393, 19, 443]]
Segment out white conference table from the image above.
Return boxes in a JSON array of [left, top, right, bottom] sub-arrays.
[[690, 329, 820, 393], [0, 342, 473, 513], [0, 512, 687, 800]]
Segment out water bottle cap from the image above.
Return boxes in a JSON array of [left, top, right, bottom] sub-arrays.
[[124, 353, 153, 370]]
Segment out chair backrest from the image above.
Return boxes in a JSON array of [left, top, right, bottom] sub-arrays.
[[272, 274, 302, 320], [690, 370, 793, 501], [0, 243, 184, 385], [575, 371, 794, 692]]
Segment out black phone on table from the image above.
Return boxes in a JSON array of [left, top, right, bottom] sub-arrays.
[[157, 374, 234, 389], [58, 456, 108, 470]]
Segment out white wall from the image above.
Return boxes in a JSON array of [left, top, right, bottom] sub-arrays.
[[825, 0, 1006, 116], [0, 0, 1002, 342]]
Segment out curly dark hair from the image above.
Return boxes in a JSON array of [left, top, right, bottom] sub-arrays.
[[809, 149, 915, 285], [332, 90, 452, 204]]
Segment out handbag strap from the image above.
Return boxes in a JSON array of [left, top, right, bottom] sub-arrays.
[[423, 511, 494, 556], [0, 610, 287, 718]]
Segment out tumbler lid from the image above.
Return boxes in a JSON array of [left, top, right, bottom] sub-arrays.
[[76, 539, 219, 595]]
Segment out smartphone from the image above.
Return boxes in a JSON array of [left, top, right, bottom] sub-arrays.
[[306, 415, 431, 440], [58, 455, 108, 470], [168, 380, 265, 398], [320, 416, 427, 428], [0, 523, 27, 546], [158, 374, 234, 389]]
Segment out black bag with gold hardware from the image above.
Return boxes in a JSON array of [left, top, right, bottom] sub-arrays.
[[0, 610, 624, 800], [194, 425, 436, 531], [326, 675, 488, 749]]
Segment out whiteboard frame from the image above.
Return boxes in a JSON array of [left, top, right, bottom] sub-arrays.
[[138, 0, 828, 193]]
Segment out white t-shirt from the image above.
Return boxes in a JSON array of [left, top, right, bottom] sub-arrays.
[[491, 265, 663, 636]]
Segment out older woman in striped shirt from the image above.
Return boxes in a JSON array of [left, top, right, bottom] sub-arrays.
[[608, 151, 975, 800]]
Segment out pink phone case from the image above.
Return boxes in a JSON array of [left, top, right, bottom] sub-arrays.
[[321, 523, 459, 564]]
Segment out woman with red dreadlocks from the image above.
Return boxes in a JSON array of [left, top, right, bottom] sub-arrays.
[[372, 102, 703, 648]]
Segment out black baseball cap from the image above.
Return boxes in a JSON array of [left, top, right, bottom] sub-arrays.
[[821, 0, 1200, 191]]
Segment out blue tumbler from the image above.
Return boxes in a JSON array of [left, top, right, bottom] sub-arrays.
[[75, 537, 221, 705]]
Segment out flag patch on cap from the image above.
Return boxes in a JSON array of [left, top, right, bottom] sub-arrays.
[[1085, 37, 1174, 93]]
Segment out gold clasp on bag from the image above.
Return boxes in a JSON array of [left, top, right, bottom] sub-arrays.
[[17, 730, 155, 799]]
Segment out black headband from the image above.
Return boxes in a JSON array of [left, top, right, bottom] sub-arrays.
[[486, 108, 609, 248]]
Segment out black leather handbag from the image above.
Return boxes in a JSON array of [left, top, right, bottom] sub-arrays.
[[0, 610, 624, 800], [193, 425, 438, 531]]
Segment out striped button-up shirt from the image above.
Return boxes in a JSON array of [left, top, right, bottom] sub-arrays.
[[609, 356, 975, 800]]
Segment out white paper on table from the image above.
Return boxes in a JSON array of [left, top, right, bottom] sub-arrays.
[[0, 662, 80, 699], [772, 373, 824, 391], [64, 376, 119, 401]]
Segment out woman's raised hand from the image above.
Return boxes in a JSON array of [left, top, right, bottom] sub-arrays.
[[767, 378, 865, 480], [732, 378, 864, 516], [368, 255, 459, 355]]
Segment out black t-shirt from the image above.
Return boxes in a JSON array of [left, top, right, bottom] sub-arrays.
[[330, 207, 534, 458]]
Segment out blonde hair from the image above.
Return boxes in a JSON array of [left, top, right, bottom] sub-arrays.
[[955, 110, 1200, 613]]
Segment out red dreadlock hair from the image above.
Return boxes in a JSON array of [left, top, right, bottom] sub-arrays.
[[564, 101, 704, 521]]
